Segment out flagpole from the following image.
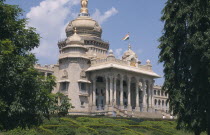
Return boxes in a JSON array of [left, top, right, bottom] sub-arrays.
[[128, 32, 131, 49]]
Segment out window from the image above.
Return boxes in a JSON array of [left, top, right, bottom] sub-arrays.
[[161, 91, 164, 96], [96, 89, 99, 95], [154, 90, 156, 95], [158, 90, 160, 95], [61, 82, 69, 91], [60, 96, 68, 104], [154, 99, 157, 106], [96, 77, 104, 82], [81, 83, 86, 91], [81, 101, 85, 106], [162, 100, 165, 106], [47, 73, 52, 77]]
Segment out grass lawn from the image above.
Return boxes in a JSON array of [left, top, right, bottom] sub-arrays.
[[2, 116, 207, 135]]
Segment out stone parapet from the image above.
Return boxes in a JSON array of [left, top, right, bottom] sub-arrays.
[[34, 64, 54, 72], [91, 57, 153, 71]]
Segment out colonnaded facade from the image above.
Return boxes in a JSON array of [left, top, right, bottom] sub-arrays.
[[35, 0, 169, 118]]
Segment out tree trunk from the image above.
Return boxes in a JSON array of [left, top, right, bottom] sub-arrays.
[[208, 91, 210, 135]]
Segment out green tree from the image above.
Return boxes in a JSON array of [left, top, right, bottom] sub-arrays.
[[0, 1, 55, 130], [49, 92, 73, 117], [159, 0, 210, 135]]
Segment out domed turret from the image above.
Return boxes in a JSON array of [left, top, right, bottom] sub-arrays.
[[122, 45, 138, 61], [66, 28, 84, 45], [122, 45, 140, 67]]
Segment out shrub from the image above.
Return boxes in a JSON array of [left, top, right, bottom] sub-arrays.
[[56, 126, 76, 135], [4, 127, 37, 135]]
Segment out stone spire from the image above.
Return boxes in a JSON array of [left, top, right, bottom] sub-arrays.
[[80, 0, 89, 16], [128, 44, 131, 50]]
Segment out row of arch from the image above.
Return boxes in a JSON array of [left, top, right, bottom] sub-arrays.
[[154, 99, 168, 107], [154, 90, 168, 97], [85, 40, 108, 49], [90, 72, 155, 112], [88, 47, 107, 55]]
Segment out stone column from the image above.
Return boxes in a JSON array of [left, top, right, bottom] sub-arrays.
[[151, 80, 155, 112], [109, 76, 113, 106], [105, 76, 109, 111], [89, 83, 93, 111], [120, 77, 124, 109], [147, 81, 153, 112], [135, 78, 140, 112], [127, 77, 132, 111], [114, 77, 117, 106], [92, 77, 97, 111], [142, 79, 147, 112]]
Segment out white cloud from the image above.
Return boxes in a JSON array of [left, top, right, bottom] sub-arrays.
[[114, 48, 123, 59], [26, 0, 80, 64], [27, 0, 118, 64], [92, 7, 118, 24]]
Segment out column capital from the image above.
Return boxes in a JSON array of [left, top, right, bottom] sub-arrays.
[[91, 75, 97, 81]]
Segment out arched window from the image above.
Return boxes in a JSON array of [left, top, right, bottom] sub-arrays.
[[158, 90, 160, 95], [154, 90, 156, 95], [161, 91, 164, 96], [162, 100, 164, 106], [158, 100, 161, 105], [154, 99, 157, 106]]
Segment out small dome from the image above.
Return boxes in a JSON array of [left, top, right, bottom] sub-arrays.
[[107, 49, 115, 58], [109, 49, 113, 54], [146, 59, 151, 65], [65, 16, 102, 38], [122, 45, 138, 61], [66, 28, 84, 45]]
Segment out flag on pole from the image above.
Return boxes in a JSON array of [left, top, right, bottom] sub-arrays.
[[122, 33, 130, 41]]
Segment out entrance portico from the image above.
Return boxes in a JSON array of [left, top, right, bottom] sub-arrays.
[[88, 69, 157, 113]]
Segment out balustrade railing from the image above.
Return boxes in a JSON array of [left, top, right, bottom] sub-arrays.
[[91, 58, 152, 71]]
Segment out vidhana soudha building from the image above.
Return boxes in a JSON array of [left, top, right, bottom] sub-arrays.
[[35, 0, 170, 118]]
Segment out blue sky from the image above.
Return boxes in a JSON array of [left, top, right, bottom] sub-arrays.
[[5, 0, 166, 85]]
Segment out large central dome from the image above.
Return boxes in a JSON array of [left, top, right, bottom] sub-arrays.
[[65, 16, 102, 38], [65, 0, 102, 38], [58, 0, 109, 60]]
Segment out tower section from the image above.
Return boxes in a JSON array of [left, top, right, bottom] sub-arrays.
[[56, 0, 109, 112], [64, 0, 109, 59], [57, 29, 91, 112]]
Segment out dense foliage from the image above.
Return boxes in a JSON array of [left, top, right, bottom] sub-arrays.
[[0, 1, 57, 130], [49, 92, 74, 116], [159, 0, 210, 135], [3, 116, 206, 135]]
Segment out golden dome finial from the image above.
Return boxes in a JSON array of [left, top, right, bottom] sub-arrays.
[[80, 0, 89, 14]]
